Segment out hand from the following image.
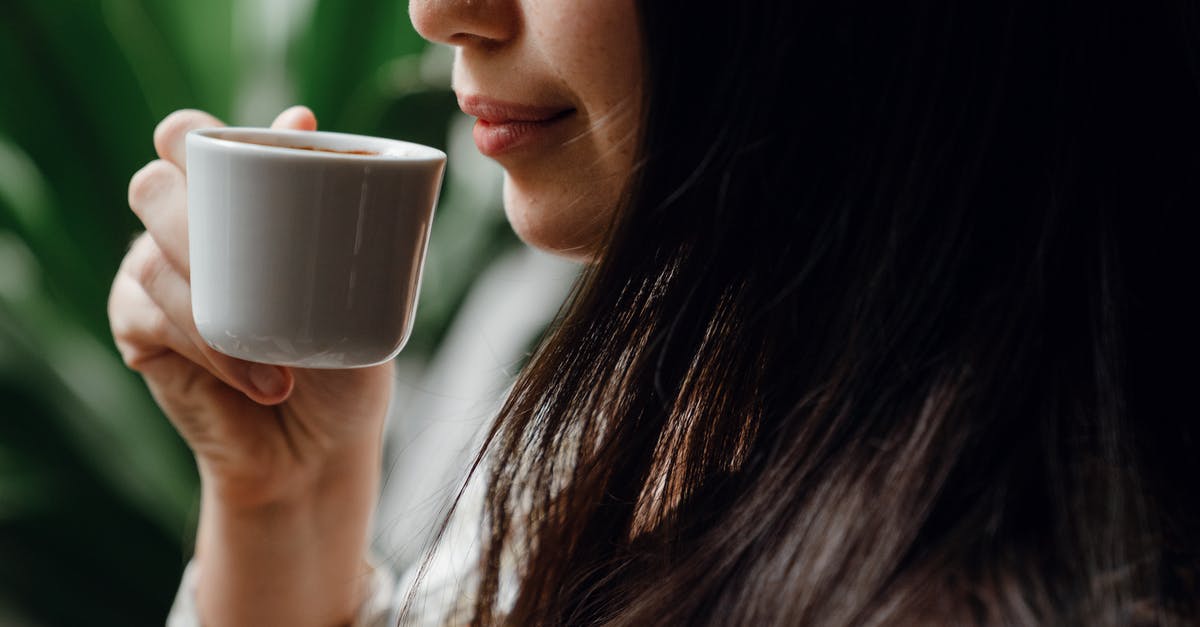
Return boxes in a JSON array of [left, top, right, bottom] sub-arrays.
[[110, 107, 392, 625], [108, 107, 394, 508]]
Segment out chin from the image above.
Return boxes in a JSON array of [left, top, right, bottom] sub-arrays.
[[503, 176, 603, 263]]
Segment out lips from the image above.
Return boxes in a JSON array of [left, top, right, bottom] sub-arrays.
[[458, 94, 576, 157]]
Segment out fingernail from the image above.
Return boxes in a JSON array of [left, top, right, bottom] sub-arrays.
[[248, 364, 286, 397]]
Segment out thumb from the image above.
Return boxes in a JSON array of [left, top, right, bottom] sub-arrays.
[[270, 105, 318, 131]]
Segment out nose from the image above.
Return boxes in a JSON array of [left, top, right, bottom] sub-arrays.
[[409, 0, 519, 48]]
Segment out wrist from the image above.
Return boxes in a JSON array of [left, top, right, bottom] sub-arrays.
[[194, 436, 382, 627], [196, 429, 382, 512]]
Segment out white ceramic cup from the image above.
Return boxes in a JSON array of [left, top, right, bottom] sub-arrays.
[[186, 128, 446, 368]]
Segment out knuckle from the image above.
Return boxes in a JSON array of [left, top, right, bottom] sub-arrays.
[[154, 109, 218, 158], [144, 305, 173, 345], [115, 326, 169, 371], [107, 274, 138, 339], [108, 307, 136, 356], [127, 160, 175, 212], [125, 237, 169, 291], [109, 313, 132, 353], [137, 255, 168, 295], [121, 347, 159, 372], [153, 110, 192, 154], [106, 274, 125, 330], [118, 232, 150, 274], [107, 283, 172, 371]]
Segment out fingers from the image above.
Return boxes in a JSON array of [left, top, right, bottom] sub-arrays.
[[154, 109, 224, 173], [116, 233, 294, 405], [270, 105, 318, 131], [129, 348, 227, 448], [132, 105, 319, 285], [108, 270, 241, 444], [128, 159, 190, 279], [121, 105, 313, 407], [121, 340, 251, 461], [110, 270, 213, 376], [108, 272, 277, 453], [152, 106, 317, 174]]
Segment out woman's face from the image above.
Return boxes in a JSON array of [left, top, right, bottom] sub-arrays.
[[410, 0, 643, 261]]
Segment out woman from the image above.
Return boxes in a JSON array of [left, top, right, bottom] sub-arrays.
[[109, 0, 1199, 625]]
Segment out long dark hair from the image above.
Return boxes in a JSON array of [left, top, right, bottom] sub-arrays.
[[414, 0, 1200, 624]]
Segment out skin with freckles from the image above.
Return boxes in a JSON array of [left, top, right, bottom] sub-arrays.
[[410, 0, 643, 261]]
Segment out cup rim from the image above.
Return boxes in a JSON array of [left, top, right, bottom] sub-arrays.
[[187, 127, 447, 163]]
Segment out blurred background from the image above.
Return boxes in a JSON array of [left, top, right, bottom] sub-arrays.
[[0, 1, 576, 624]]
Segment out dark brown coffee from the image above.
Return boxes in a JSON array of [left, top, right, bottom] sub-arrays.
[[290, 145, 378, 156], [231, 138, 379, 156]]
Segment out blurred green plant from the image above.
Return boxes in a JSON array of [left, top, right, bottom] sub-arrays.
[[0, 1, 515, 624]]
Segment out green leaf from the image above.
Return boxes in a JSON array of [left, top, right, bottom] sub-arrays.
[[292, 0, 428, 132]]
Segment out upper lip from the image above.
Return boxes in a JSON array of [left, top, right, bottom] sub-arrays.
[[457, 94, 574, 123]]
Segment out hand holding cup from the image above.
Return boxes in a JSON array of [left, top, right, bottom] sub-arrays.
[[108, 107, 442, 507]]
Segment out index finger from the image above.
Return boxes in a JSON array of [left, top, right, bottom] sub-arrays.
[[154, 109, 225, 174]]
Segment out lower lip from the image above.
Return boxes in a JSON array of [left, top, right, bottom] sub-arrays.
[[472, 111, 574, 157]]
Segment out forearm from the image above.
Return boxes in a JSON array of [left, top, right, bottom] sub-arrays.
[[194, 441, 382, 627]]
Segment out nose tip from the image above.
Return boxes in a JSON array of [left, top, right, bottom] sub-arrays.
[[409, 0, 518, 48]]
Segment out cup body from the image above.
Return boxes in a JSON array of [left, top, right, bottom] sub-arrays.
[[186, 128, 445, 368]]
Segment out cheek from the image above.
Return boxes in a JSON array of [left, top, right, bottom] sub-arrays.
[[496, 0, 642, 261], [502, 173, 616, 262]]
